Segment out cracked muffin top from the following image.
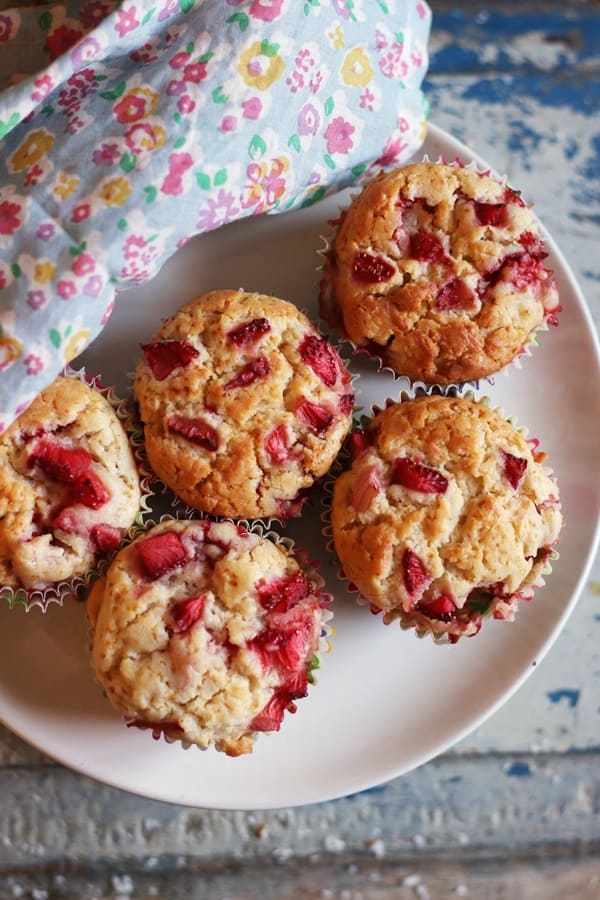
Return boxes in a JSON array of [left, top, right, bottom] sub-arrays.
[[320, 162, 560, 385], [88, 518, 326, 756], [0, 376, 141, 590], [331, 394, 562, 641], [134, 289, 354, 519]]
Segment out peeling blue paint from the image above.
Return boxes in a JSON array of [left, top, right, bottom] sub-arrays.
[[579, 134, 600, 182], [445, 775, 463, 784], [456, 77, 599, 115], [547, 689, 580, 708], [505, 761, 532, 778]]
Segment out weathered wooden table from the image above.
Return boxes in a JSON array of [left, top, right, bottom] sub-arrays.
[[1, 2, 599, 897]]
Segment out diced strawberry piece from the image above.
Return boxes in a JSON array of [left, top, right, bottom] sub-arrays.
[[250, 627, 311, 676], [299, 334, 338, 386], [72, 471, 110, 509], [339, 393, 355, 416], [351, 464, 381, 513], [167, 415, 219, 450], [141, 340, 199, 381], [436, 277, 475, 311], [30, 438, 92, 484], [295, 400, 333, 435], [249, 693, 288, 732], [418, 593, 456, 622], [352, 251, 396, 283], [509, 254, 545, 289], [409, 231, 447, 263], [52, 506, 79, 533], [402, 548, 430, 598], [169, 594, 206, 635], [545, 303, 562, 327], [391, 458, 448, 494], [265, 424, 291, 464], [474, 202, 508, 227], [228, 317, 271, 346], [91, 524, 122, 553], [519, 230, 541, 252], [257, 572, 311, 613], [504, 187, 526, 207], [500, 449, 527, 489], [350, 428, 372, 460], [275, 492, 309, 519], [225, 356, 270, 390], [137, 531, 187, 579]]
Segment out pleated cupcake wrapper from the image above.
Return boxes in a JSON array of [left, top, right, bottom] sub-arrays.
[[1, 365, 154, 613], [320, 390, 561, 645], [86, 514, 333, 752], [317, 155, 557, 391]]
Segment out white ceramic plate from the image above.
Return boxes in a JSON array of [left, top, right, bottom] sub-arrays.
[[1, 124, 599, 810]]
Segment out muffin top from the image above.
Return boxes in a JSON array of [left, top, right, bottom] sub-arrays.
[[320, 162, 560, 384], [331, 395, 562, 640], [0, 376, 141, 589], [88, 519, 325, 756], [134, 289, 354, 519]]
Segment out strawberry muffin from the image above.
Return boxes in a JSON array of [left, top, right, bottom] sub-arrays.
[[88, 518, 328, 755], [331, 395, 562, 642], [134, 289, 354, 519], [320, 162, 561, 384], [0, 376, 141, 595]]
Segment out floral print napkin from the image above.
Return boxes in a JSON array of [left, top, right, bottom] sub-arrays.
[[0, 0, 430, 429]]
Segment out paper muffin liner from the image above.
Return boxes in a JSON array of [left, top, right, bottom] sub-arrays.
[[317, 155, 560, 392], [321, 388, 561, 645], [87, 515, 333, 752], [0, 365, 154, 613]]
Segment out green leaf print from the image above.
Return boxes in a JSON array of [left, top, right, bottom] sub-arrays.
[[248, 134, 267, 160], [260, 40, 280, 58], [143, 186, 157, 203], [324, 96, 334, 116], [49, 330, 61, 349], [173, 137, 186, 149], [178, 0, 194, 13], [0, 113, 19, 140], [196, 172, 211, 190], [351, 163, 367, 177], [211, 86, 228, 104], [324, 154, 335, 170], [120, 152, 136, 173], [38, 11, 52, 30], [117, 218, 127, 231], [141, 7, 156, 25], [100, 81, 126, 101], [10, 263, 22, 278], [214, 169, 227, 186], [377, 0, 389, 12], [226, 12, 249, 31], [288, 134, 301, 153], [300, 186, 325, 208]]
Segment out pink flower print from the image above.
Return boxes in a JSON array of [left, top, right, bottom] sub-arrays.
[[71, 203, 91, 223], [332, 0, 351, 20], [70, 36, 101, 69], [196, 189, 240, 231], [84, 274, 104, 297], [177, 95, 196, 115], [24, 354, 44, 376], [286, 71, 304, 94], [71, 253, 96, 277], [158, 0, 179, 21], [242, 97, 262, 119], [0, 201, 21, 236], [309, 70, 324, 95], [360, 88, 375, 111], [183, 63, 208, 84], [220, 115, 237, 133], [115, 6, 139, 38], [92, 142, 120, 166], [379, 45, 408, 80], [170, 50, 190, 69], [160, 151, 193, 196], [324, 117, 355, 155], [124, 235, 146, 260], [57, 280, 77, 300], [411, 47, 424, 68], [249, 0, 283, 22], [298, 103, 320, 137], [31, 74, 54, 103], [167, 79, 186, 97], [417, 2, 429, 18], [398, 116, 410, 133], [27, 289, 47, 310], [36, 223, 56, 241], [243, 158, 288, 212], [375, 29, 387, 50], [24, 164, 43, 187], [375, 136, 408, 167], [130, 43, 159, 65]]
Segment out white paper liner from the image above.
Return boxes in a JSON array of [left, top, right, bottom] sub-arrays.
[[0, 365, 154, 613], [316, 155, 560, 391], [321, 389, 561, 645], [87, 515, 333, 753]]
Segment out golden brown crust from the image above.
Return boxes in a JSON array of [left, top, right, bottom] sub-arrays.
[[321, 163, 559, 384]]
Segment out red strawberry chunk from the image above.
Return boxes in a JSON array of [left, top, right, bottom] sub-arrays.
[[339, 393, 355, 416], [474, 202, 508, 227], [168, 415, 219, 451], [257, 572, 311, 613], [265, 424, 291, 464], [418, 593, 456, 622], [169, 594, 206, 635], [350, 428, 372, 460], [436, 277, 475, 311], [352, 251, 396, 283], [295, 399, 333, 435], [250, 627, 311, 676], [91, 524, 122, 553], [141, 340, 199, 381], [137, 531, 187, 579], [504, 187, 526, 207], [72, 470, 110, 509], [409, 231, 447, 263], [299, 334, 338, 386], [225, 356, 270, 390], [351, 464, 381, 512], [228, 317, 271, 346], [391, 458, 448, 494], [248, 693, 288, 733], [30, 438, 92, 484], [500, 449, 527, 489], [509, 254, 545, 289], [52, 507, 80, 534], [402, 548, 430, 598]]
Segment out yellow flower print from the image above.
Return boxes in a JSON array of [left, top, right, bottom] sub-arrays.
[[0, 335, 22, 373], [34, 260, 57, 284], [328, 25, 345, 49], [239, 41, 285, 91], [52, 173, 80, 202], [9, 129, 54, 174], [64, 329, 92, 363], [98, 176, 132, 207], [341, 47, 374, 88]]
